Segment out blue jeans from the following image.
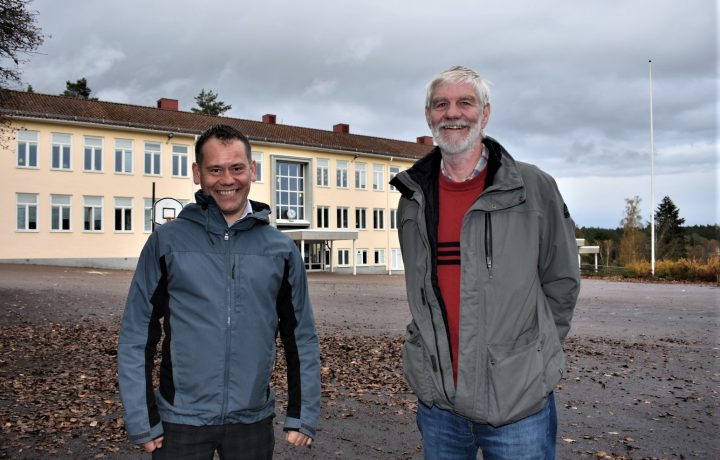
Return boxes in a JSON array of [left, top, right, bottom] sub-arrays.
[[416, 393, 557, 460]]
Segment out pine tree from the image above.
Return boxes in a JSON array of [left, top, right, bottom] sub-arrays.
[[62, 78, 98, 100], [191, 89, 232, 115], [654, 195, 687, 260]]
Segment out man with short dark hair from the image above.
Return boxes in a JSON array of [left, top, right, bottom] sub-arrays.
[[118, 124, 320, 459], [390, 66, 580, 459]]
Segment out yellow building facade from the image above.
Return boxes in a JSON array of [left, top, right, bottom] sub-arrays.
[[1, 91, 432, 273]]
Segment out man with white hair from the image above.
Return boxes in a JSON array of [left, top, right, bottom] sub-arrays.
[[390, 66, 580, 459]]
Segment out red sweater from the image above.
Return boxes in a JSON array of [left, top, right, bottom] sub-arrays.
[[437, 168, 487, 383]]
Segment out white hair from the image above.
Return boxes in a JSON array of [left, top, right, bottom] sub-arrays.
[[425, 66, 491, 109]]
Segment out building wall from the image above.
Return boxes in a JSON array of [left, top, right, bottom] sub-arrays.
[[2, 119, 414, 272]]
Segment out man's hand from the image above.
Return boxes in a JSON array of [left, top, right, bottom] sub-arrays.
[[142, 436, 164, 452], [285, 431, 312, 447]]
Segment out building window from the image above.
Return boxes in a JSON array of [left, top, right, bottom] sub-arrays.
[[51, 194, 71, 231], [114, 138, 133, 174], [252, 152, 263, 182], [355, 208, 367, 229], [390, 208, 398, 230], [144, 142, 161, 175], [336, 160, 348, 188], [144, 198, 153, 232], [16, 193, 38, 231], [172, 144, 189, 177], [83, 196, 103, 231], [52, 133, 72, 170], [355, 162, 367, 190], [17, 130, 39, 168], [391, 248, 404, 270], [338, 249, 350, 266], [374, 248, 386, 265], [373, 164, 384, 191], [337, 207, 349, 229], [389, 166, 400, 191], [356, 249, 368, 265], [84, 136, 103, 172], [317, 206, 330, 228], [316, 158, 329, 187], [275, 160, 305, 220], [373, 208, 385, 230], [114, 197, 133, 232]]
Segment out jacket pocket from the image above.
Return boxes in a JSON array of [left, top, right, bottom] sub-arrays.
[[487, 334, 546, 426], [402, 322, 433, 404]]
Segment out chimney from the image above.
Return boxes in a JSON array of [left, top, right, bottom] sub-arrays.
[[157, 98, 179, 111], [333, 123, 350, 134], [416, 135, 434, 146], [262, 114, 277, 124]]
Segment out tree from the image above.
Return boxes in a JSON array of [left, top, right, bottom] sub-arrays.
[[62, 78, 98, 100], [0, 0, 44, 94], [654, 195, 687, 260], [191, 89, 231, 115], [619, 196, 647, 265]]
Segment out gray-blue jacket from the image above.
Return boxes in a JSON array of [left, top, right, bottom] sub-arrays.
[[118, 191, 321, 445]]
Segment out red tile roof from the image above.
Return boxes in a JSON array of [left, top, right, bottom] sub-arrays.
[[1, 90, 432, 160]]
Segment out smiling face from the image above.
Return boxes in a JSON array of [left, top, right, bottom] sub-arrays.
[[192, 136, 256, 224], [426, 81, 491, 156]]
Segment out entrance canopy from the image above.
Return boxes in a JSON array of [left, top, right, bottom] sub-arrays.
[[282, 229, 359, 274]]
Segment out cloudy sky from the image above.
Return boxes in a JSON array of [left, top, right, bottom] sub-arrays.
[[18, 0, 718, 228]]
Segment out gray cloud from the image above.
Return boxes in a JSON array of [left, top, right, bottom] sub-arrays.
[[20, 0, 718, 227]]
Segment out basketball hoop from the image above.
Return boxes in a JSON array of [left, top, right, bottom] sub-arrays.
[[154, 198, 184, 226]]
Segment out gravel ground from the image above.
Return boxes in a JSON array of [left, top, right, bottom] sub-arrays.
[[0, 264, 718, 459]]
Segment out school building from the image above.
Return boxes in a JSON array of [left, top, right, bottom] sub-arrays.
[[1, 90, 434, 273]]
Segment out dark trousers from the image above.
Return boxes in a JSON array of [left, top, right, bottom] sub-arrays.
[[152, 416, 275, 460]]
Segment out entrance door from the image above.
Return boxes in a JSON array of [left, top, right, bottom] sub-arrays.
[[303, 242, 324, 271]]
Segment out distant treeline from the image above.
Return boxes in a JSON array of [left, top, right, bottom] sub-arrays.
[[576, 224, 719, 266]]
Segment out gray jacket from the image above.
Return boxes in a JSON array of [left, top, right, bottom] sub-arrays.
[[118, 191, 321, 445], [390, 137, 580, 426]]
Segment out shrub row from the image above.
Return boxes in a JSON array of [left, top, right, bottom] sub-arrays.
[[623, 257, 720, 283]]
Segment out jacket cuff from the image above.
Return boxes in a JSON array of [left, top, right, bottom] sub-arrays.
[[127, 421, 164, 446], [283, 416, 316, 439]]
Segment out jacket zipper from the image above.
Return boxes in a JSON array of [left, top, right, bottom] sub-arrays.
[[485, 213, 493, 279], [221, 227, 232, 421]]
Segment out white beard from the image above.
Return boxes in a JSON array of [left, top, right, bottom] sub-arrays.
[[431, 120, 483, 156]]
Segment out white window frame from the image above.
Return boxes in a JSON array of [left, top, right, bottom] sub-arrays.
[[391, 248, 404, 270], [252, 151, 263, 182], [51, 194, 72, 231], [390, 208, 398, 230], [16, 193, 38, 231], [172, 144, 189, 177], [338, 249, 350, 266], [317, 206, 330, 228], [336, 160, 348, 188], [355, 208, 367, 230], [83, 196, 103, 232], [373, 208, 385, 230], [355, 162, 367, 190], [144, 142, 162, 176], [144, 198, 153, 232], [337, 207, 349, 229], [83, 136, 103, 172], [374, 248, 386, 265], [114, 138, 133, 174], [356, 249, 368, 266], [52, 133, 72, 170], [114, 197, 133, 232], [275, 160, 307, 221], [316, 158, 329, 187], [372, 164, 384, 191], [389, 166, 400, 191], [17, 130, 39, 168]]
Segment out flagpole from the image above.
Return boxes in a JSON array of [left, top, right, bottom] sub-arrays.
[[649, 60, 656, 276]]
